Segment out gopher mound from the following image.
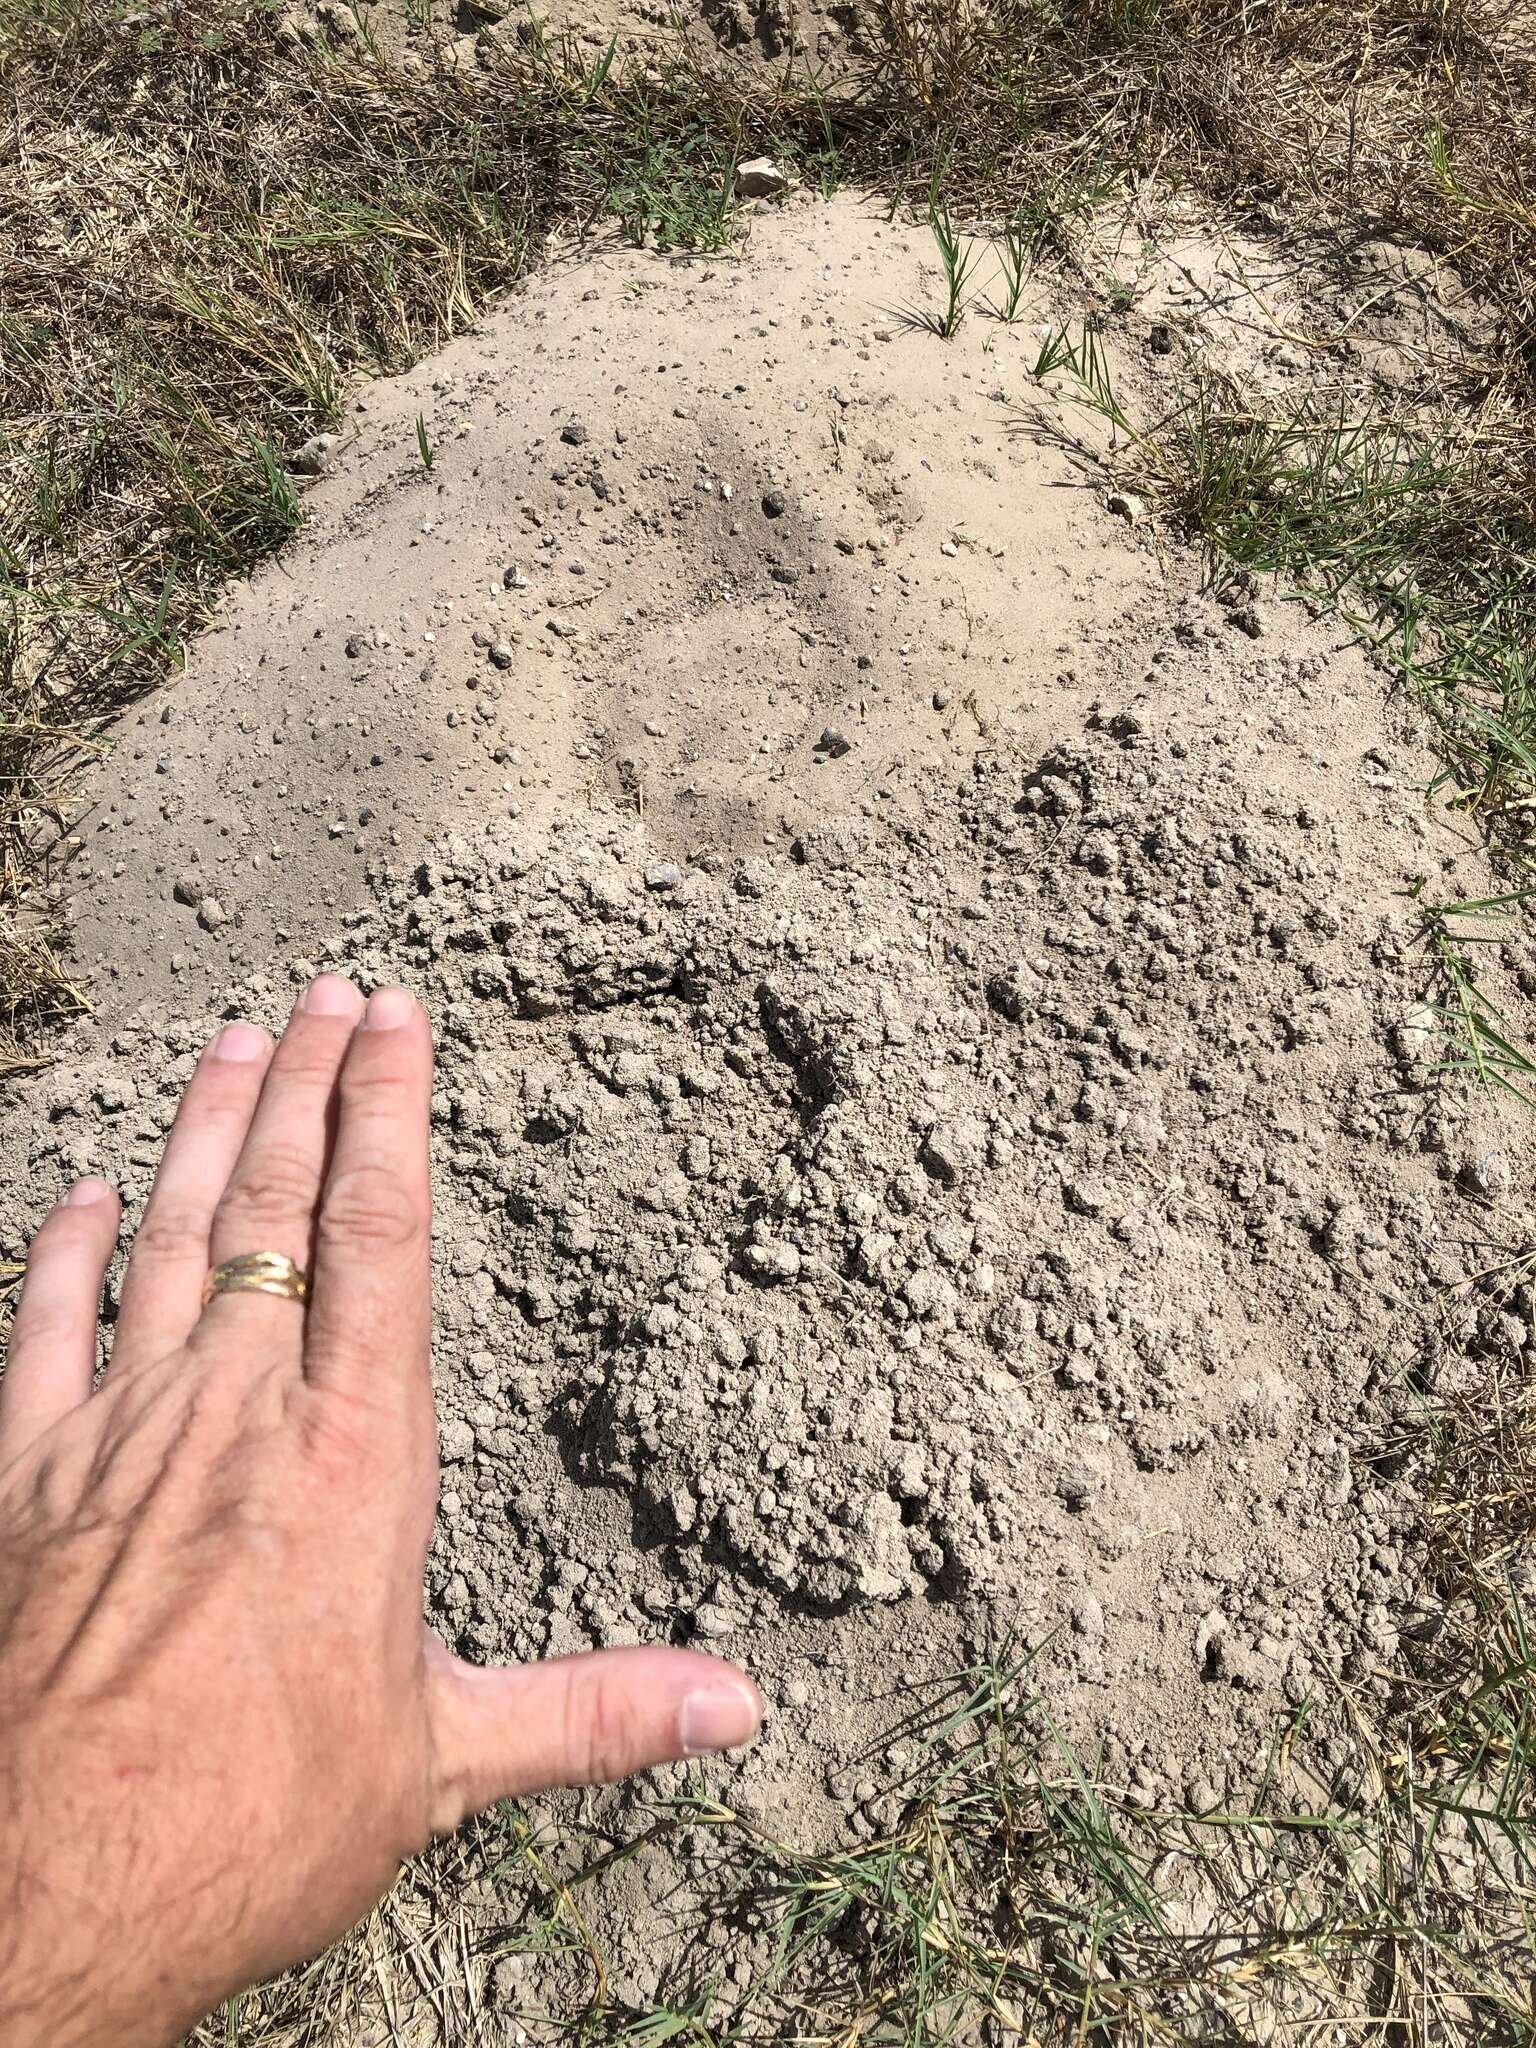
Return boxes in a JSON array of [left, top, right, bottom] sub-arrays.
[[8, 195, 1534, 1982]]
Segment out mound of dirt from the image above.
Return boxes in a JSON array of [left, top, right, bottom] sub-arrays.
[[8, 194, 1535, 1991], [361, 707, 1466, 1742], [305, 0, 874, 81]]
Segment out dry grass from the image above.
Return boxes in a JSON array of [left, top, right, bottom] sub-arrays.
[[186, 1606, 1536, 2046], [0, 0, 562, 1064]]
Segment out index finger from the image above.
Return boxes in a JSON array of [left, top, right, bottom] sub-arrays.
[[303, 986, 433, 1415]]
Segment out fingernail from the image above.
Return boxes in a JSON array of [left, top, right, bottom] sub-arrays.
[[66, 1177, 114, 1207], [210, 1021, 269, 1062], [363, 986, 416, 1031], [680, 1681, 763, 1758], [302, 974, 362, 1016]]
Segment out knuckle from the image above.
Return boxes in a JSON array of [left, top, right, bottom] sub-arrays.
[[26, 1206, 94, 1262], [293, 1375, 410, 1483], [565, 1669, 642, 1786], [192, 1059, 266, 1112], [12, 1298, 86, 1358], [156, 1351, 257, 1462], [318, 1162, 423, 1253], [338, 1057, 416, 1118], [216, 1143, 319, 1233], [293, 1378, 371, 1467], [274, 1035, 352, 1086], [127, 1200, 211, 1267]]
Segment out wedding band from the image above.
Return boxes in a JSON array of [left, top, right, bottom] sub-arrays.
[[201, 1252, 311, 1308]]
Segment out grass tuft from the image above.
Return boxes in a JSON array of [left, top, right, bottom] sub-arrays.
[[0, 0, 556, 1066], [1414, 890, 1536, 1103], [912, 191, 983, 336], [187, 1620, 1536, 2044], [1027, 321, 1536, 1091]]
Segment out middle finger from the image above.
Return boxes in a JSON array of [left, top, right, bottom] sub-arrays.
[[206, 976, 366, 1315]]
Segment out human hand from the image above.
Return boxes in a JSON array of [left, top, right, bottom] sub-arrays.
[[0, 977, 762, 2048]]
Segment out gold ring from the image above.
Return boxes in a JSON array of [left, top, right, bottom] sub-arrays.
[[201, 1252, 310, 1308]]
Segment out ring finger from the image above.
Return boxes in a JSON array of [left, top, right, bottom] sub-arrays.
[[204, 975, 366, 1332], [110, 1022, 275, 1374]]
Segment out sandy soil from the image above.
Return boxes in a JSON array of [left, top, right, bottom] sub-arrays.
[[7, 190, 1534, 2010], [367, 0, 878, 71]]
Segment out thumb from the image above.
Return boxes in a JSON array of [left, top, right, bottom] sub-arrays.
[[423, 1636, 765, 1829]]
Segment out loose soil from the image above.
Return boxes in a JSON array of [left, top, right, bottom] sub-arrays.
[[7, 191, 1534, 2014], [330, 0, 880, 77]]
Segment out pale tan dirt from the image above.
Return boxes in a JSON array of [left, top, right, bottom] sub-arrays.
[[313, 0, 874, 77], [7, 192, 1534, 2018]]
